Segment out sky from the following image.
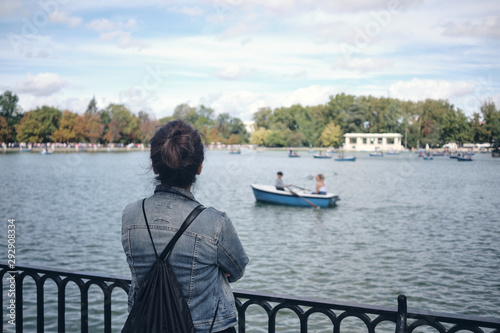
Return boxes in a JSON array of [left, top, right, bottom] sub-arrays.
[[1, 0, 499, 121]]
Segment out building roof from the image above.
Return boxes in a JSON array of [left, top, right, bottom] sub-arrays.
[[344, 133, 402, 138]]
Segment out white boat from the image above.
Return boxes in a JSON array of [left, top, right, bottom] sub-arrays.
[[251, 184, 339, 208]]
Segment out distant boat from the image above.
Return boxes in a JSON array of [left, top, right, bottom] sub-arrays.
[[40, 149, 52, 155], [457, 155, 473, 162], [334, 156, 356, 162], [369, 151, 384, 157], [229, 150, 241, 154], [251, 184, 338, 208], [288, 151, 300, 158], [313, 153, 331, 159], [386, 151, 400, 155], [423, 156, 433, 160]]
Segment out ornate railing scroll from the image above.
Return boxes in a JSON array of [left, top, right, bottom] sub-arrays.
[[1, 264, 499, 333]]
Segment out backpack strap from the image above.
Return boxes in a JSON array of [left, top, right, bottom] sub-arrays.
[[159, 204, 205, 261], [142, 198, 158, 258], [142, 198, 205, 260]]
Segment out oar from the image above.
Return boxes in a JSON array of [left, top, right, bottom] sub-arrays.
[[285, 186, 319, 209], [288, 184, 312, 192]]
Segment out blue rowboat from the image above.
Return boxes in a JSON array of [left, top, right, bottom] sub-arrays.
[[334, 156, 356, 161], [251, 184, 338, 208], [457, 156, 473, 161], [423, 156, 433, 160], [229, 150, 241, 154], [369, 152, 384, 157], [289, 153, 300, 158]]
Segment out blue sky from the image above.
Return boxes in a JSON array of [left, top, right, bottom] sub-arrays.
[[1, 0, 499, 121]]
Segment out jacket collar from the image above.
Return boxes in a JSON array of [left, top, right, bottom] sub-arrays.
[[154, 184, 196, 201]]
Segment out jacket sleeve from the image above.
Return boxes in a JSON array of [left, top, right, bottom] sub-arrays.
[[216, 214, 249, 283]]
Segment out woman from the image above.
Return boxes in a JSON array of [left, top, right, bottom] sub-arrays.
[[314, 174, 327, 195], [122, 120, 249, 333]]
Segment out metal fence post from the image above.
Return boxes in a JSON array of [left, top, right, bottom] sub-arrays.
[[395, 295, 407, 333]]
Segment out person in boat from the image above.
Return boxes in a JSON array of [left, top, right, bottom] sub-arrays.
[[275, 171, 285, 190], [313, 174, 327, 195], [122, 120, 249, 333]]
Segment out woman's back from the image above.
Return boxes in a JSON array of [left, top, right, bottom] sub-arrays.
[[122, 187, 248, 331], [122, 120, 248, 332]]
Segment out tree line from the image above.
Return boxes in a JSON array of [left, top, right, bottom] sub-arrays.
[[1, 90, 499, 148], [0, 92, 249, 145], [250, 94, 500, 148]]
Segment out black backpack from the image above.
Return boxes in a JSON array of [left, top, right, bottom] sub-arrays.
[[122, 199, 206, 333]]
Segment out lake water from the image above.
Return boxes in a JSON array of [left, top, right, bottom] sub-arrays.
[[1, 150, 499, 331]]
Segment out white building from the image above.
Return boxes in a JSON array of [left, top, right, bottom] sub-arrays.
[[343, 133, 403, 152], [244, 121, 255, 134]]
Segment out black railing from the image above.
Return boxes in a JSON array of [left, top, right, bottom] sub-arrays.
[[1, 264, 499, 333]]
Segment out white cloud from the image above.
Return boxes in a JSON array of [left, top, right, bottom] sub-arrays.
[[13, 73, 68, 96], [168, 6, 203, 16], [388, 78, 476, 101], [215, 64, 255, 80], [99, 30, 148, 48], [49, 11, 83, 27], [86, 18, 145, 48], [0, 0, 22, 18], [87, 18, 137, 32], [442, 16, 500, 39], [197, 85, 335, 120], [338, 57, 394, 72]]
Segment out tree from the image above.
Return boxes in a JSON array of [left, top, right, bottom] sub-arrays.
[[86, 96, 98, 116], [286, 131, 305, 147], [345, 103, 367, 133], [206, 128, 221, 144], [51, 110, 77, 142], [17, 106, 62, 143], [73, 115, 88, 142], [103, 104, 133, 143], [481, 101, 500, 144], [250, 127, 271, 146], [227, 134, 240, 144], [138, 111, 158, 144], [470, 112, 489, 143], [319, 122, 342, 147], [253, 107, 273, 129], [0, 91, 23, 143], [86, 114, 104, 144], [173, 104, 198, 124], [0, 91, 19, 119], [0, 116, 12, 143], [266, 129, 286, 147]]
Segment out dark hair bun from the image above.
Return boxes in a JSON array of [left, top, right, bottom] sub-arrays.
[[150, 120, 204, 188]]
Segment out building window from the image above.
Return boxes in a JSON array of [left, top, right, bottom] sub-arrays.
[[387, 137, 394, 144]]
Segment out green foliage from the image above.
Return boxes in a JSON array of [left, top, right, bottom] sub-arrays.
[[0, 91, 19, 119], [0, 116, 12, 143], [51, 110, 78, 142], [17, 106, 62, 143], [481, 101, 500, 144], [2, 90, 497, 148], [0, 91, 23, 142], [250, 127, 272, 145], [319, 123, 342, 147]]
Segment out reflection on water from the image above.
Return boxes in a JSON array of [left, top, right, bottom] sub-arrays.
[[1, 150, 499, 330]]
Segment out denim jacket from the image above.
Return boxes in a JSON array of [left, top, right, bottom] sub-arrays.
[[122, 186, 249, 332]]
